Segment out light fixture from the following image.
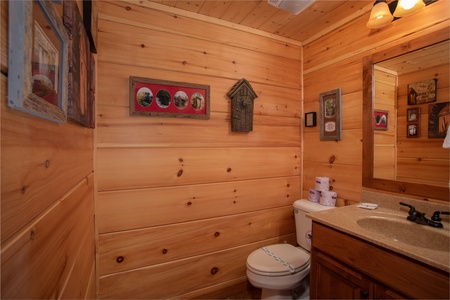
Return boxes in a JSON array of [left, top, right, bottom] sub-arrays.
[[366, 0, 394, 29], [267, 0, 315, 15], [393, 0, 426, 17]]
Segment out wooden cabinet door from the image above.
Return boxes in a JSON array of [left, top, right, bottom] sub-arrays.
[[374, 284, 408, 299], [311, 250, 372, 299]]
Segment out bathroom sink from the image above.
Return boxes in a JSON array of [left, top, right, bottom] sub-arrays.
[[356, 217, 450, 252]]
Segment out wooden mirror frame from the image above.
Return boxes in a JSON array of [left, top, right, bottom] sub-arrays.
[[362, 28, 449, 201]]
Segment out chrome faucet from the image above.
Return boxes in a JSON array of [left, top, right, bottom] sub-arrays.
[[399, 202, 443, 228]]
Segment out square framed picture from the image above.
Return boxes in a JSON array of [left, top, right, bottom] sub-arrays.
[[407, 107, 420, 122], [407, 123, 420, 138], [374, 110, 389, 130]]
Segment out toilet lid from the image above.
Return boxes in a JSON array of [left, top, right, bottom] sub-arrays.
[[246, 244, 310, 276]]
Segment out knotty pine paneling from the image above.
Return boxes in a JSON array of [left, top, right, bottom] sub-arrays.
[[99, 235, 296, 299], [60, 219, 96, 299], [99, 207, 295, 275], [96, 63, 302, 117], [96, 0, 302, 298], [98, 176, 299, 233], [373, 68, 396, 181], [302, 1, 449, 204], [97, 147, 300, 191], [99, 19, 301, 88], [100, 0, 302, 60], [303, 1, 449, 72], [1, 174, 94, 298], [395, 62, 450, 187], [1, 1, 95, 298]]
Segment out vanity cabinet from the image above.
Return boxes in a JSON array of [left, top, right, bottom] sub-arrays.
[[310, 222, 450, 299]]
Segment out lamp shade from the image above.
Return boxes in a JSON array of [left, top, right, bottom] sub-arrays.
[[366, 0, 394, 29], [393, 0, 426, 17]]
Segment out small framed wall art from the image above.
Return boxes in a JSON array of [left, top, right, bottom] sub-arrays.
[[407, 107, 420, 122], [374, 110, 388, 130], [407, 123, 420, 138], [8, 0, 69, 123], [305, 112, 317, 127], [129, 77, 210, 119], [428, 102, 449, 138], [319, 88, 342, 140], [407, 79, 437, 105]]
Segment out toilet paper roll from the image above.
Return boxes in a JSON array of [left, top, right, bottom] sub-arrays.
[[315, 177, 330, 192], [320, 191, 337, 207], [308, 188, 321, 203]]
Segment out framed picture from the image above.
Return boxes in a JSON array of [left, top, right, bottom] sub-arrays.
[[64, 1, 93, 127], [305, 112, 317, 127], [7, 0, 69, 123], [407, 123, 420, 138], [407, 107, 420, 122], [83, 0, 98, 53], [407, 79, 437, 105], [428, 102, 450, 138], [374, 110, 389, 130], [319, 88, 342, 140], [129, 77, 210, 119]]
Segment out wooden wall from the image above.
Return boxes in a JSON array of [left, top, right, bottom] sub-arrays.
[[1, 1, 96, 298], [396, 63, 450, 186], [302, 0, 450, 205], [96, 0, 302, 298], [373, 67, 396, 180]]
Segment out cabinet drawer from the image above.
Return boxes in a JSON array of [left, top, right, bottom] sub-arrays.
[[312, 222, 450, 299]]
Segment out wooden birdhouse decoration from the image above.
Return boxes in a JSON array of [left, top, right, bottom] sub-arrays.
[[227, 78, 258, 132]]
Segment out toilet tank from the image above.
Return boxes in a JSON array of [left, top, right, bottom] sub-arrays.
[[293, 199, 335, 252]]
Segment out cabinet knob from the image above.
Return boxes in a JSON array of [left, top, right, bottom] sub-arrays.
[[360, 290, 369, 298]]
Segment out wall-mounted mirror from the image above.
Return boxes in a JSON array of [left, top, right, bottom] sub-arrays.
[[363, 28, 449, 201]]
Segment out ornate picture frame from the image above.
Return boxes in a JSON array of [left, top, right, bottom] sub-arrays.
[[8, 0, 69, 123], [320, 88, 342, 140]]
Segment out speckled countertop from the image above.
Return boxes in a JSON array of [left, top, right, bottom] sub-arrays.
[[307, 191, 450, 273]]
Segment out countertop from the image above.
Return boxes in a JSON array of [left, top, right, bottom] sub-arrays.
[[307, 203, 450, 273]]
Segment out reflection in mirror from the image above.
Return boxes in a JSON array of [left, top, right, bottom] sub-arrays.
[[362, 29, 450, 201]]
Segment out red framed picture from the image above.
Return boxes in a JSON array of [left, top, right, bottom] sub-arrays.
[[129, 77, 210, 119], [374, 110, 388, 130]]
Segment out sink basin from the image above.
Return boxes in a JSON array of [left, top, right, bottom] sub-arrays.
[[356, 217, 450, 252]]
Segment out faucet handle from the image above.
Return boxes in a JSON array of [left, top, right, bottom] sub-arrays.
[[399, 202, 416, 213], [431, 211, 450, 222]]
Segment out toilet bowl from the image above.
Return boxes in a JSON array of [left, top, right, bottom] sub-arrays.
[[246, 199, 335, 299], [246, 244, 310, 299]]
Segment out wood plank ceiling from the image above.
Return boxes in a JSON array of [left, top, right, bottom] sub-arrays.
[[151, 0, 374, 44]]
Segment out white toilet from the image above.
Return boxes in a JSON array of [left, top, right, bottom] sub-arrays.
[[246, 199, 335, 299]]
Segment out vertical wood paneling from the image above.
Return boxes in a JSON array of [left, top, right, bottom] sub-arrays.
[[96, 0, 302, 297]]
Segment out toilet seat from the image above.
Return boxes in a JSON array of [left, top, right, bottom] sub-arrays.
[[246, 244, 310, 277]]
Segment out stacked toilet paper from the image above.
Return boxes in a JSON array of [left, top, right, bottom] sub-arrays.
[[308, 188, 321, 203], [308, 176, 336, 207], [315, 177, 329, 191], [320, 190, 337, 207]]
